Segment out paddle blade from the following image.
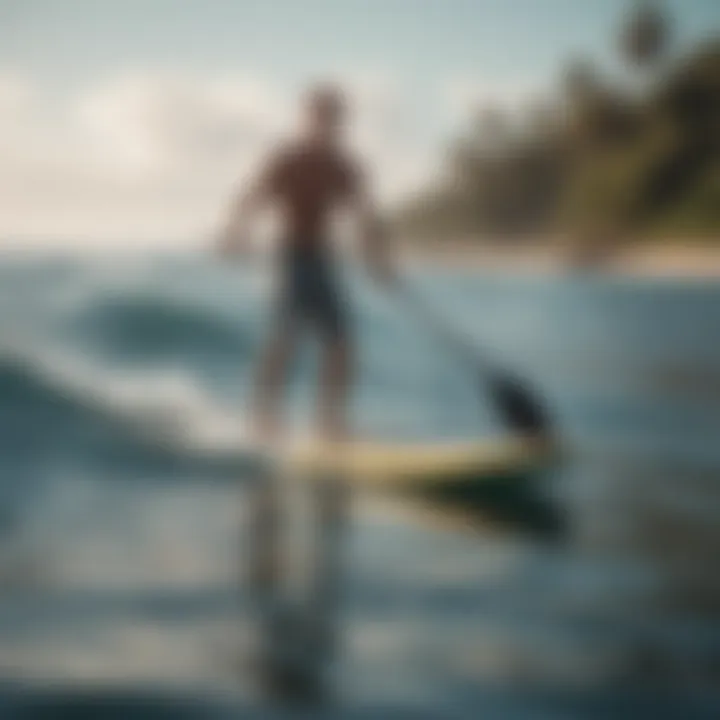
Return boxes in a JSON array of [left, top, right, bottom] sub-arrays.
[[488, 372, 550, 437]]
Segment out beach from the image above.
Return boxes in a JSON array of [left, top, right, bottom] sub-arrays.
[[398, 239, 720, 277]]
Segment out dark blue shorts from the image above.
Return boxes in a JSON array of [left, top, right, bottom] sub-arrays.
[[276, 247, 348, 342]]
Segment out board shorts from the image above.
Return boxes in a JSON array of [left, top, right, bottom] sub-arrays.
[[275, 244, 349, 342]]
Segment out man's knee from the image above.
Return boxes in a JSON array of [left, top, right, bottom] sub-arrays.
[[321, 340, 352, 392], [263, 323, 296, 359], [326, 336, 351, 362]]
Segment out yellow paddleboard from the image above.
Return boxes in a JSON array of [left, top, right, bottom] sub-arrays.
[[259, 434, 563, 537], [282, 435, 551, 488]]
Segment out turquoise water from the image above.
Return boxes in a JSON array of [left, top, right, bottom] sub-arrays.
[[0, 254, 719, 717]]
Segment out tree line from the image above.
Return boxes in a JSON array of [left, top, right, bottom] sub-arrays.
[[395, 2, 719, 258]]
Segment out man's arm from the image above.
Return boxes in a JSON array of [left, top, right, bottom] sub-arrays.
[[349, 167, 395, 285], [215, 150, 284, 258]]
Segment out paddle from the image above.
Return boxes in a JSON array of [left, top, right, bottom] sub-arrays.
[[393, 280, 551, 438]]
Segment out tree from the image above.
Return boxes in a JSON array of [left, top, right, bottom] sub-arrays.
[[621, 1, 670, 68]]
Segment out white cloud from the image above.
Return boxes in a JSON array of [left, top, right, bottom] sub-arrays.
[[75, 70, 286, 179], [0, 71, 34, 132], [0, 68, 436, 248]]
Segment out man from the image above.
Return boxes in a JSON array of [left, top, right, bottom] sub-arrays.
[[217, 84, 393, 443]]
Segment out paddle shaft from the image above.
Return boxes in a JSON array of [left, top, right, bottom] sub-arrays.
[[391, 279, 550, 437], [394, 281, 495, 374]]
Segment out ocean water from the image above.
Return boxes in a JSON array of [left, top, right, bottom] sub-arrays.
[[0, 252, 719, 718]]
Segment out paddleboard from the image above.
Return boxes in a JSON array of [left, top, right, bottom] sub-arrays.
[[238, 434, 561, 535], [280, 435, 560, 536], [281, 435, 550, 485]]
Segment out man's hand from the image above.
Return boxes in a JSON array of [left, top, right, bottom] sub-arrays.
[[362, 215, 396, 288], [215, 164, 273, 261], [367, 248, 397, 288], [215, 225, 250, 261]]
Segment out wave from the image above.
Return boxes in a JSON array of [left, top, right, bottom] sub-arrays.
[[0, 347, 254, 482], [70, 293, 254, 363]]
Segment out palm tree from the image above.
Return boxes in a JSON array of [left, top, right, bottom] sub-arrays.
[[621, 1, 670, 68], [562, 58, 605, 145]]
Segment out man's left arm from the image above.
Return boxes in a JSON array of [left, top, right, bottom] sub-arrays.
[[348, 164, 395, 286]]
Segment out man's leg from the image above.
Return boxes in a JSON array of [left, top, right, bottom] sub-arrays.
[[250, 323, 296, 442], [317, 336, 352, 441]]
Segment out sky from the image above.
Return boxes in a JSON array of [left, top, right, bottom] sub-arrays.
[[0, 0, 717, 248]]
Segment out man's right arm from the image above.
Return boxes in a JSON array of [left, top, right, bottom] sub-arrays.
[[215, 149, 285, 259]]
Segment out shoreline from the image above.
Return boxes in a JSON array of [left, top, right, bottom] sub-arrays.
[[398, 240, 720, 278], [2, 238, 720, 278]]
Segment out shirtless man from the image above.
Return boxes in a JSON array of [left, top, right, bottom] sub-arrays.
[[217, 84, 393, 442]]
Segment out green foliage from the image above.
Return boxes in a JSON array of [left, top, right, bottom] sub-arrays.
[[621, 1, 670, 67], [396, 34, 720, 244]]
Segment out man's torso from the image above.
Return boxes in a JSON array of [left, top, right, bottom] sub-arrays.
[[267, 142, 359, 251]]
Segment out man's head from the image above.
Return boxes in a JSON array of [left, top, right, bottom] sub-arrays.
[[303, 83, 347, 141]]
